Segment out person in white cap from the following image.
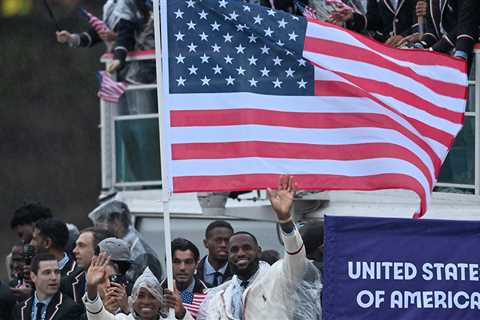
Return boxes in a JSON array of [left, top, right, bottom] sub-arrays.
[[83, 253, 194, 320]]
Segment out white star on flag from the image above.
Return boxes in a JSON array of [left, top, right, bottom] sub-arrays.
[[249, 77, 258, 87], [225, 76, 235, 85], [201, 76, 211, 86]]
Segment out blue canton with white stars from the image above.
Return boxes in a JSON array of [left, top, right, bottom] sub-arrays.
[[180, 290, 194, 304], [167, 0, 314, 95]]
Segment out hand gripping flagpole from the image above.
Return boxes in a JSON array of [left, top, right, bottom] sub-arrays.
[[153, 0, 175, 318], [416, 0, 426, 35]]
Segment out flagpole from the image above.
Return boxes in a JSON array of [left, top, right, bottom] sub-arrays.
[[153, 0, 175, 318], [162, 200, 175, 319]]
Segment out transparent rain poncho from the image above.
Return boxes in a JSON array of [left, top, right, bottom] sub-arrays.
[[88, 200, 130, 227], [197, 259, 322, 320], [129, 267, 163, 309], [292, 260, 323, 320]]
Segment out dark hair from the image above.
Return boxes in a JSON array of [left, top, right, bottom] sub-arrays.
[[35, 218, 69, 251], [108, 211, 131, 229], [31, 253, 57, 275], [299, 220, 324, 256], [114, 261, 131, 275], [260, 0, 294, 11], [171, 238, 200, 262], [205, 220, 234, 239], [10, 203, 52, 229], [260, 250, 280, 265], [231, 231, 259, 246], [79, 227, 115, 248]]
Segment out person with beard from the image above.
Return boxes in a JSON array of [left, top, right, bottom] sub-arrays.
[[197, 175, 309, 319], [196, 221, 234, 288]]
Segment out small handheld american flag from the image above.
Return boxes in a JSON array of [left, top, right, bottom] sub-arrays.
[[97, 71, 128, 103], [79, 8, 110, 34], [325, 0, 354, 12], [181, 291, 207, 319], [303, 5, 318, 20]]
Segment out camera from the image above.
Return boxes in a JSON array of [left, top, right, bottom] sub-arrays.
[[23, 244, 35, 266], [109, 274, 127, 286]]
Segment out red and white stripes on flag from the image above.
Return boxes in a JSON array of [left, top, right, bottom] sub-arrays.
[[163, 19, 467, 218], [302, 20, 467, 216], [184, 293, 207, 319], [80, 8, 110, 34], [97, 71, 128, 103]]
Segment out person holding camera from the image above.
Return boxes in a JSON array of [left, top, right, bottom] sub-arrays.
[[8, 243, 34, 301], [11, 218, 75, 301], [8, 203, 52, 300], [94, 238, 132, 315], [83, 253, 194, 320]]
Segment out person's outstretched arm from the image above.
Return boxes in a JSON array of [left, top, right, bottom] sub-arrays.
[[267, 175, 306, 283]]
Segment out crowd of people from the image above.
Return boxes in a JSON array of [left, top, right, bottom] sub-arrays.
[[56, 0, 480, 72], [0, 176, 324, 319]]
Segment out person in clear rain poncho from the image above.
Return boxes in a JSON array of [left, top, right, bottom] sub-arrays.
[[197, 176, 323, 320], [88, 200, 163, 287]]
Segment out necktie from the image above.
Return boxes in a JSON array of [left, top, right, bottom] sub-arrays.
[[36, 303, 45, 320], [212, 271, 222, 287], [240, 280, 249, 289]]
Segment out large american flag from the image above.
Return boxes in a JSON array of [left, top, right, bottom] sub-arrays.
[[160, 0, 467, 217], [181, 291, 207, 319]]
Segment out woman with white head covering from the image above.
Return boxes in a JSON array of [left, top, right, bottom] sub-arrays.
[[83, 253, 193, 320]]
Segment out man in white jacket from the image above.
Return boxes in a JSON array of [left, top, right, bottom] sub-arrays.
[[197, 175, 308, 320]]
